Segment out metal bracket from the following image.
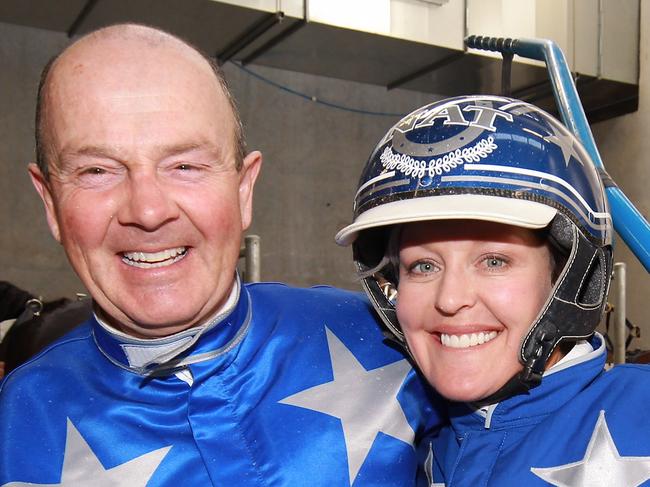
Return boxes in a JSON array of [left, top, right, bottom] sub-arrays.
[[216, 11, 285, 65], [67, 0, 100, 38], [386, 51, 464, 91]]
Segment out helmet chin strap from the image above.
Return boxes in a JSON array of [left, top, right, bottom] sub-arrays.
[[472, 354, 545, 408], [472, 328, 583, 407]]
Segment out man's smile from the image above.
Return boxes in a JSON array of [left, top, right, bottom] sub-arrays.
[[121, 246, 188, 268]]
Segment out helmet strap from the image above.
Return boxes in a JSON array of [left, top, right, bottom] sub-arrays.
[[473, 365, 543, 408]]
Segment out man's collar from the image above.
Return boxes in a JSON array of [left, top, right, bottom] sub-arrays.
[[92, 276, 249, 374]]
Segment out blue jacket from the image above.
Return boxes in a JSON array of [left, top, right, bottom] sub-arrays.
[[426, 334, 650, 486], [0, 283, 439, 486]]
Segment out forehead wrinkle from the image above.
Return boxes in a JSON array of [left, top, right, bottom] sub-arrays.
[[38, 24, 247, 178], [42, 33, 242, 169], [58, 141, 227, 165]]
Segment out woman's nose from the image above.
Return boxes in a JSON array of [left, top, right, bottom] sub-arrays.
[[434, 268, 476, 315]]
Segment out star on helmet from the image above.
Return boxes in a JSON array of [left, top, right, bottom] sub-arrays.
[[544, 118, 584, 167]]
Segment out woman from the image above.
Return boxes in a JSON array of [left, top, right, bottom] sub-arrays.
[[337, 96, 650, 486]]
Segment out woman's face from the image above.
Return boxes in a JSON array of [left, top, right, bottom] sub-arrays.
[[396, 219, 554, 402]]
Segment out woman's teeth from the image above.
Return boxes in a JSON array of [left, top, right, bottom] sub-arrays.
[[122, 247, 187, 268], [440, 331, 498, 349]]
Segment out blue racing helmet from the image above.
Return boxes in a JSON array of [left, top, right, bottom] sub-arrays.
[[336, 95, 613, 396]]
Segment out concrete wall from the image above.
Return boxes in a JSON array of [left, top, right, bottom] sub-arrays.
[[227, 63, 437, 289], [590, 1, 650, 349], [0, 24, 76, 297]]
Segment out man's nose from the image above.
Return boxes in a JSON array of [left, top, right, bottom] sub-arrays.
[[117, 169, 180, 231], [434, 268, 476, 315]]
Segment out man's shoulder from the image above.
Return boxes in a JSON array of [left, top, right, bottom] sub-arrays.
[[245, 282, 372, 314], [242, 282, 401, 358]]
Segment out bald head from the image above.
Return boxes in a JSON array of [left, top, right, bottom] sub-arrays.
[[35, 24, 246, 177]]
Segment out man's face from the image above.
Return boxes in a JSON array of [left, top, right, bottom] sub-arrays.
[[30, 40, 261, 337], [396, 220, 553, 402]]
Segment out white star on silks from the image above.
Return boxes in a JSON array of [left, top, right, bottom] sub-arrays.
[[279, 327, 414, 486], [544, 120, 583, 167], [531, 410, 650, 487], [2, 419, 171, 487]]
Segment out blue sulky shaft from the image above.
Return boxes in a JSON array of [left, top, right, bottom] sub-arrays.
[[466, 35, 650, 272]]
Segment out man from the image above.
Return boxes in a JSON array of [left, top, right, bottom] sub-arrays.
[[0, 24, 437, 486]]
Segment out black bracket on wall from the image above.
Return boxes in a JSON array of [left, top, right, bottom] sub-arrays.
[[67, 0, 100, 38], [240, 19, 307, 66], [216, 11, 285, 65], [386, 51, 465, 91]]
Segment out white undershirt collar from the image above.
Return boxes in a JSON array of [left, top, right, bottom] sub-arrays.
[[94, 277, 240, 368]]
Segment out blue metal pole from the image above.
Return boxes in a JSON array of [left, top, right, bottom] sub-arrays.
[[465, 35, 650, 271], [513, 38, 650, 272]]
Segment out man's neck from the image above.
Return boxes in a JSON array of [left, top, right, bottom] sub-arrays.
[[94, 277, 240, 342]]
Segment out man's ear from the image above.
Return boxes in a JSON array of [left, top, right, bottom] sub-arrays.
[[28, 163, 62, 243], [238, 150, 262, 231]]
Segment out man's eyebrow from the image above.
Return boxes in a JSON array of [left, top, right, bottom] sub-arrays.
[[155, 142, 222, 159], [61, 145, 125, 160]]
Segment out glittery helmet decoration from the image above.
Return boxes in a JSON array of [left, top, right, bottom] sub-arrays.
[[336, 95, 612, 393]]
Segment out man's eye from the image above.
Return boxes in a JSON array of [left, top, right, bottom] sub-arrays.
[[81, 167, 106, 175], [175, 163, 202, 172]]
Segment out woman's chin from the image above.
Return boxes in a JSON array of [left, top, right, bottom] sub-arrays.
[[433, 379, 499, 404], [422, 360, 523, 404]]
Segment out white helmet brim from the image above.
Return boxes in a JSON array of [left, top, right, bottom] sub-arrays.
[[335, 194, 557, 246]]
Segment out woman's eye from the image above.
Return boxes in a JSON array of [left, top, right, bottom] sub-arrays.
[[484, 256, 507, 269], [410, 261, 438, 274]]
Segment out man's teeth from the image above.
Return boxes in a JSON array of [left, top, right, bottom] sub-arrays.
[[440, 331, 498, 349], [122, 247, 187, 268]]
